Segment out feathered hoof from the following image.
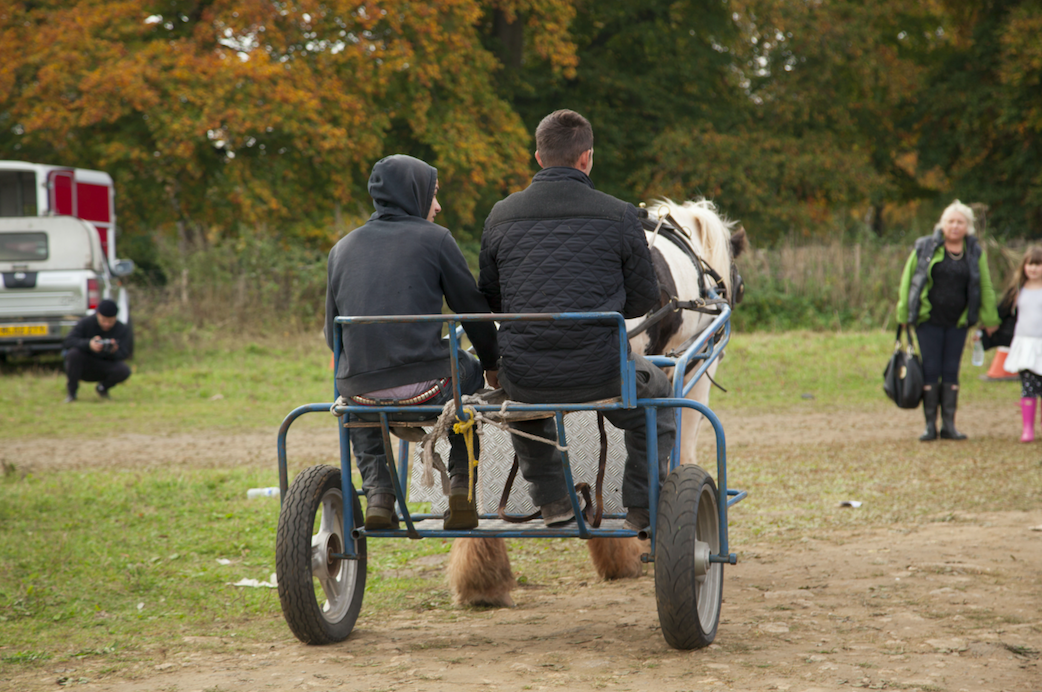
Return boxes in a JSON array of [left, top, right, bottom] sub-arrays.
[[587, 537, 645, 580], [447, 537, 516, 607]]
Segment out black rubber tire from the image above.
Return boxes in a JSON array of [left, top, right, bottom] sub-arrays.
[[654, 464, 723, 650], [276, 464, 366, 644]]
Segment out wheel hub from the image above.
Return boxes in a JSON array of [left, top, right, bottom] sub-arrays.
[[693, 540, 711, 583], [311, 530, 342, 580]]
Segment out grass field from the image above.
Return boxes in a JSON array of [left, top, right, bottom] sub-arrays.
[[0, 329, 1016, 439], [1, 329, 1037, 677]]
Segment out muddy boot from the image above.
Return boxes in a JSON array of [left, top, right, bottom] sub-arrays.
[[939, 383, 967, 440], [1021, 397, 1036, 443], [364, 492, 398, 530], [444, 428, 480, 530], [919, 386, 939, 442], [444, 473, 479, 530], [540, 496, 575, 527], [623, 507, 650, 532]]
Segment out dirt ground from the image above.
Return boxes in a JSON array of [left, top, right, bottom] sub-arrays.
[[5, 404, 1042, 692]]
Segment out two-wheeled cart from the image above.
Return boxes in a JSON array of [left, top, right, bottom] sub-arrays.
[[275, 307, 746, 650]]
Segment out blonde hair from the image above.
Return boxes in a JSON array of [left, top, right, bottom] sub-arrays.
[[940, 199, 976, 235], [1003, 245, 1042, 309]]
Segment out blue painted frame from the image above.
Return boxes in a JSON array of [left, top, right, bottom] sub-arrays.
[[276, 306, 746, 565]]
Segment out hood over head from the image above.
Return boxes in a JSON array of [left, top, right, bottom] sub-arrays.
[[368, 154, 438, 220]]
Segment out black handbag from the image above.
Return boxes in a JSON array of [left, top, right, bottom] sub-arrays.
[[883, 325, 924, 409]]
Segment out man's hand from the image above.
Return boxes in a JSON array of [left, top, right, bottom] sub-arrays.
[[485, 369, 500, 389], [108, 339, 119, 353], [89, 336, 103, 353], [984, 326, 999, 337]]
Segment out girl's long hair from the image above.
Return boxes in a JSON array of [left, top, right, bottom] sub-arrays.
[[1003, 245, 1042, 309]]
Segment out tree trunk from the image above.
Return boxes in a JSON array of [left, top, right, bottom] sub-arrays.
[[493, 9, 523, 71]]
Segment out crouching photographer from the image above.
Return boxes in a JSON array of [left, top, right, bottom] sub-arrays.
[[63, 299, 133, 402]]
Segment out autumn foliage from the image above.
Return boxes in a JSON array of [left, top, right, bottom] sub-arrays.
[[0, 0, 575, 242], [1, 0, 1039, 244]]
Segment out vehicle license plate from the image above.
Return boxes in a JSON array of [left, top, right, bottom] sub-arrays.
[[0, 324, 48, 337]]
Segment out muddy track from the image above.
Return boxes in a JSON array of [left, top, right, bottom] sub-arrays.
[[2, 403, 1040, 692]]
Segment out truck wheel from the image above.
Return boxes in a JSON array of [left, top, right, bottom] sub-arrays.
[[276, 464, 366, 644], [654, 464, 723, 650]]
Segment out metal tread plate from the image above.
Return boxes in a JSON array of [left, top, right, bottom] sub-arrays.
[[408, 410, 627, 516]]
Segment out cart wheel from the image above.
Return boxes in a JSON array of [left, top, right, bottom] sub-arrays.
[[276, 464, 366, 644], [654, 464, 723, 650]]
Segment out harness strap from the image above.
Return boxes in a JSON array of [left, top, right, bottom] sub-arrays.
[[626, 296, 728, 340]]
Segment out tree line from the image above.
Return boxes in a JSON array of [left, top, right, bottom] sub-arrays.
[[1, 0, 1039, 250]]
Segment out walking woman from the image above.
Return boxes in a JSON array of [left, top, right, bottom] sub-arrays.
[[897, 200, 1000, 441]]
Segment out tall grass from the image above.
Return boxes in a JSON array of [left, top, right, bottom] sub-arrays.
[[732, 236, 1023, 332], [128, 234, 328, 349], [124, 231, 1027, 343]]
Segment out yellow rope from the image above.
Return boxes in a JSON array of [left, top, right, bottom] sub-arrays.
[[452, 407, 479, 501]]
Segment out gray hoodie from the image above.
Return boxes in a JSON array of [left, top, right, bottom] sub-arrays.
[[325, 155, 498, 397]]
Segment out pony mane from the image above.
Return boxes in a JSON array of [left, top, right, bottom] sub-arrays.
[[645, 198, 739, 294]]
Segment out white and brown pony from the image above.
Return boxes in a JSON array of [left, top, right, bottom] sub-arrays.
[[449, 198, 747, 603]]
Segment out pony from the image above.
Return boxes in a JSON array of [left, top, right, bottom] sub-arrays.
[[449, 198, 747, 604]]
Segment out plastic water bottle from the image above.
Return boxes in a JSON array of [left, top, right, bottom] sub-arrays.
[[972, 330, 985, 367], [247, 487, 280, 499]]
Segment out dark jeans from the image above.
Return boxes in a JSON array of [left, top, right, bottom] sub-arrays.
[[916, 323, 968, 385], [348, 352, 484, 498], [501, 354, 676, 509], [64, 348, 131, 397]]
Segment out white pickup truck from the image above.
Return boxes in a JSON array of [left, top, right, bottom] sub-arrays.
[[0, 161, 133, 358]]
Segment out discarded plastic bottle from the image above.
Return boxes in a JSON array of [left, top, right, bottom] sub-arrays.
[[247, 487, 280, 499], [972, 330, 985, 367]]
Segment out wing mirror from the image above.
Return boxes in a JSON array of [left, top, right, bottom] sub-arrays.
[[111, 259, 136, 278]]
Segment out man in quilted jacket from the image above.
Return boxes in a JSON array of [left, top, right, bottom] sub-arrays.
[[479, 109, 675, 530]]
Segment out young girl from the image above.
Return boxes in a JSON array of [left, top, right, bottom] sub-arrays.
[[1002, 246, 1042, 441]]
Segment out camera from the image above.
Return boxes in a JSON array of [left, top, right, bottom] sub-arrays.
[[99, 338, 116, 348]]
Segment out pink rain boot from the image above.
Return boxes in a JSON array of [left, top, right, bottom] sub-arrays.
[[1020, 397, 1036, 443]]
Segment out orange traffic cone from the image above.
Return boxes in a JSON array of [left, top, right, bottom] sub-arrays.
[[984, 347, 1018, 380]]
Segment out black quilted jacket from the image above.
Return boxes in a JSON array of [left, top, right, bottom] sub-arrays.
[[479, 167, 658, 399]]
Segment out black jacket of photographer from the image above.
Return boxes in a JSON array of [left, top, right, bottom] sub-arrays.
[[64, 314, 134, 360], [325, 155, 498, 397], [479, 166, 659, 401]]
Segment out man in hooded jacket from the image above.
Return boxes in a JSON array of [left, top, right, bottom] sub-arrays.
[[325, 155, 499, 531]]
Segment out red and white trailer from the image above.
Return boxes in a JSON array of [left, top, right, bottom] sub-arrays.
[[0, 161, 118, 261], [0, 161, 133, 356]]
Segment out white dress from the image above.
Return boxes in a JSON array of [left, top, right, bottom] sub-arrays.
[[1003, 287, 1042, 376]]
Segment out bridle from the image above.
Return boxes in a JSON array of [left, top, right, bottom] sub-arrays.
[[627, 212, 742, 342]]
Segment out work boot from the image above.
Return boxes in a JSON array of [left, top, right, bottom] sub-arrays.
[[1021, 397, 1036, 443], [444, 474, 479, 530], [623, 507, 650, 532], [919, 386, 939, 442], [939, 383, 967, 440], [364, 492, 397, 530], [540, 496, 575, 527]]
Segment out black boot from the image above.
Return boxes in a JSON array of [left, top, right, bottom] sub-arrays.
[[444, 473, 479, 530], [444, 434, 479, 530], [920, 386, 939, 441], [939, 383, 967, 440], [364, 492, 398, 530]]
